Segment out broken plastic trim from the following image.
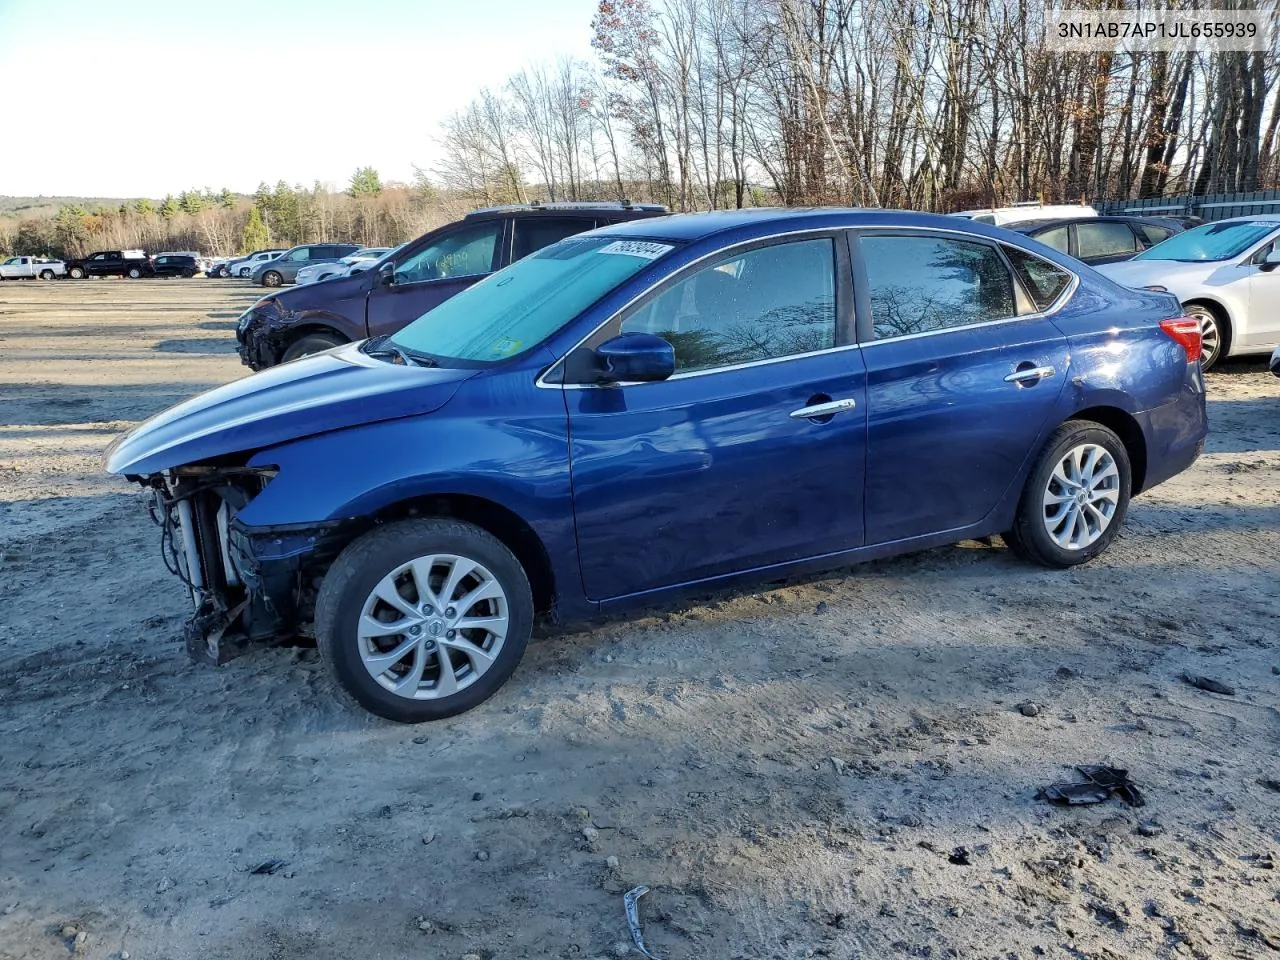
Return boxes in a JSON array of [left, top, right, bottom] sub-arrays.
[[623, 885, 664, 960]]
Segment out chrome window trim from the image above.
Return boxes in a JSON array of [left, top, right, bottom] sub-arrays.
[[535, 223, 1081, 389], [536, 227, 849, 390]]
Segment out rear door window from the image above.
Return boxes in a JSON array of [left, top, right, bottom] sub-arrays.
[[512, 218, 593, 262], [287, 247, 311, 262], [1034, 225, 1069, 254], [1076, 221, 1138, 259], [859, 234, 1016, 339]]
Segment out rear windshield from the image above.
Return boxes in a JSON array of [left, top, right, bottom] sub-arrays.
[[391, 236, 678, 364], [1135, 220, 1278, 262]]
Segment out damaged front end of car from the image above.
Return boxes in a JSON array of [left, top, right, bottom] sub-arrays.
[[140, 463, 351, 664], [235, 299, 293, 370]]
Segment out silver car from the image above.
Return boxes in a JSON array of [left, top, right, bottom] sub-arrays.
[[251, 243, 361, 287]]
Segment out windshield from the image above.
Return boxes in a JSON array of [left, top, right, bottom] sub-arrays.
[[1135, 220, 1279, 262], [390, 235, 677, 364]]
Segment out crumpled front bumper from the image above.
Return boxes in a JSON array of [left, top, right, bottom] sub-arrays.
[[236, 303, 286, 370], [146, 472, 346, 664]]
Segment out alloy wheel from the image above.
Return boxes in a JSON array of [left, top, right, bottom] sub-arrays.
[[357, 553, 509, 700], [1185, 306, 1220, 366], [1042, 442, 1120, 550]]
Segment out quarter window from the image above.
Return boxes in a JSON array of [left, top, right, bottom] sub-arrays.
[[1002, 246, 1073, 311], [395, 222, 502, 284], [1076, 221, 1137, 259], [1136, 223, 1173, 246], [620, 238, 837, 373], [861, 235, 1016, 339]]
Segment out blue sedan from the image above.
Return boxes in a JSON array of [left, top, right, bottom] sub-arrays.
[[107, 209, 1208, 722]]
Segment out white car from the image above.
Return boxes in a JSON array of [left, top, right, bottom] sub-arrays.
[[1096, 215, 1280, 369], [234, 251, 284, 278], [294, 248, 390, 285], [951, 203, 1098, 226]]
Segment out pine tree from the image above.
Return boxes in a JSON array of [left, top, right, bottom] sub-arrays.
[[160, 195, 179, 219], [134, 198, 157, 216], [348, 166, 383, 196], [241, 205, 269, 253], [219, 188, 235, 209]]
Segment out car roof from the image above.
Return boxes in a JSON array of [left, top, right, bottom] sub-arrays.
[[594, 207, 1025, 242], [1204, 214, 1280, 224], [464, 202, 668, 222]]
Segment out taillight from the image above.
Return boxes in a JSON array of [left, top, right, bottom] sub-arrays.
[[1160, 316, 1202, 364]]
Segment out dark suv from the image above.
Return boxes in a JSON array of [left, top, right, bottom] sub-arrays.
[[151, 254, 199, 278], [236, 202, 668, 369]]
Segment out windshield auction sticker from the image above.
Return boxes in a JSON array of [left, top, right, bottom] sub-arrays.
[[1046, 8, 1270, 52], [598, 240, 675, 260]]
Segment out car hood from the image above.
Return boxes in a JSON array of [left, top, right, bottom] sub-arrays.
[[1095, 258, 1219, 292], [106, 343, 474, 476]]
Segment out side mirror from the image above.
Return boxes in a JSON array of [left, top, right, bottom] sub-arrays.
[[377, 260, 396, 286], [1261, 248, 1280, 272], [590, 333, 675, 384]]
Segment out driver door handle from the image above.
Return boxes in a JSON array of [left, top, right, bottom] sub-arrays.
[[1004, 365, 1056, 385], [789, 398, 858, 419]]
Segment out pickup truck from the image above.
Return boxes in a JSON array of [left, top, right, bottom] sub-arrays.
[[66, 250, 153, 279], [0, 256, 66, 280]]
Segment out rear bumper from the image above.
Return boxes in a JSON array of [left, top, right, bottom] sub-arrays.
[[1137, 365, 1208, 493]]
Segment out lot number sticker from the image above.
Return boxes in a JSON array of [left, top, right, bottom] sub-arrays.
[[598, 240, 674, 260]]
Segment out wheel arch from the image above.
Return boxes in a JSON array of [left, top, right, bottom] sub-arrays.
[[279, 321, 350, 351], [1181, 297, 1232, 349], [368, 493, 556, 617], [1068, 405, 1148, 494]]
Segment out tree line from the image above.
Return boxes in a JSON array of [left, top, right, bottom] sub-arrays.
[[440, 0, 1280, 210], [4, 0, 1278, 259]]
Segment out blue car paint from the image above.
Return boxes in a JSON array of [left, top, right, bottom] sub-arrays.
[[107, 208, 1207, 630]]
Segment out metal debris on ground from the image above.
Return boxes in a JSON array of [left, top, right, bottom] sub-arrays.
[[623, 885, 665, 960], [249, 858, 289, 875], [1038, 766, 1145, 807], [1181, 672, 1235, 696]]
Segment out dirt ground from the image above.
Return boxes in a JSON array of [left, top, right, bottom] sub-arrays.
[[1, 278, 1278, 960]]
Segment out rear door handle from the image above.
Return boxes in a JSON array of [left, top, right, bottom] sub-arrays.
[[1004, 365, 1056, 385], [789, 398, 857, 420]]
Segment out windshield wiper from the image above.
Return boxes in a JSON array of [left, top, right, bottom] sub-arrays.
[[363, 335, 437, 367]]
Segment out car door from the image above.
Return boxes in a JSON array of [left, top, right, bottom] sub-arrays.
[[564, 233, 868, 602], [365, 218, 507, 339], [1238, 235, 1280, 347], [853, 230, 1073, 545], [88, 253, 111, 276], [1073, 220, 1140, 265]]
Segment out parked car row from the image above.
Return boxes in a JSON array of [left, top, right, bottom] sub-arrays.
[[108, 203, 1217, 723]]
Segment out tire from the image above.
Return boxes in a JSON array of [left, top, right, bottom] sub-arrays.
[[39, 270, 54, 280], [1004, 420, 1131, 568], [280, 332, 344, 363], [315, 518, 534, 722], [69, 266, 86, 279], [181, 268, 194, 278], [126, 266, 142, 279], [238, 267, 251, 278], [1182, 302, 1229, 370], [261, 270, 283, 287]]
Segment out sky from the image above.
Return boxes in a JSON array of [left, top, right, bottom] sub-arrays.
[[0, 0, 600, 198]]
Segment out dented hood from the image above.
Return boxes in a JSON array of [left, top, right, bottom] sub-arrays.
[[106, 342, 473, 476]]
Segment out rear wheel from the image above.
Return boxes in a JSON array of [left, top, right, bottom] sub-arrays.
[[181, 268, 195, 278], [315, 518, 534, 722], [126, 266, 143, 279], [281, 332, 344, 363], [1183, 302, 1228, 370], [1004, 420, 1131, 568], [261, 270, 283, 287], [39, 270, 54, 280]]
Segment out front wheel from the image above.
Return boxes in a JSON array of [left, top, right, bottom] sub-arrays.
[[315, 518, 534, 722], [1183, 303, 1228, 370], [69, 266, 86, 279], [280, 332, 344, 363], [1004, 420, 1131, 568], [261, 270, 283, 287], [181, 268, 194, 278]]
